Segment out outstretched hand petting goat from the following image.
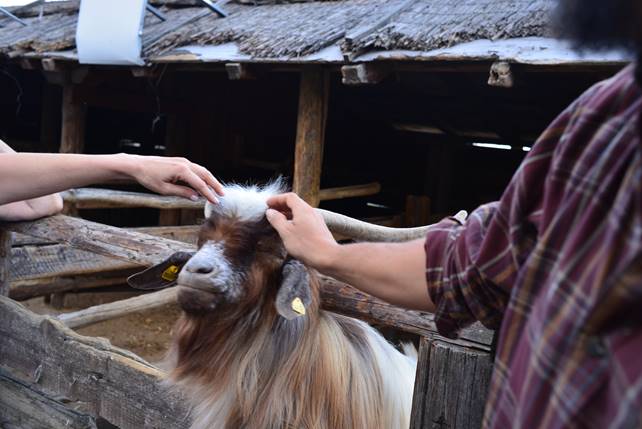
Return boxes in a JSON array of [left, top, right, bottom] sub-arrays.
[[0, 139, 223, 221], [265, 192, 436, 313]]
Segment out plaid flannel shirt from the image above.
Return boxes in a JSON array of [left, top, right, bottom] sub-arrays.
[[425, 64, 642, 428]]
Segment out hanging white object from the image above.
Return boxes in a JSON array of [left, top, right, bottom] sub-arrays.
[[76, 0, 146, 66]]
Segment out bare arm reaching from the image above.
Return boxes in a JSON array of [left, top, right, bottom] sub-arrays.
[[0, 152, 224, 206], [0, 140, 224, 221], [266, 193, 434, 312]]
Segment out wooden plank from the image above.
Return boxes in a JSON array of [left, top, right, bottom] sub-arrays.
[[60, 84, 86, 154], [10, 244, 136, 281], [225, 62, 256, 80], [10, 269, 138, 301], [319, 182, 381, 201], [0, 368, 98, 429], [410, 337, 432, 429], [3, 215, 195, 266], [12, 225, 199, 247], [58, 288, 178, 329], [0, 230, 11, 296], [10, 227, 199, 282], [320, 276, 493, 348], [341, 63, 392, 85], [292, 69, 329, 207], [0, 296, 191, 429], [410, 338, 493, 429], [488, 61, 514, 88], [62, 188, 205, 210], [57, 275, 492, 349]]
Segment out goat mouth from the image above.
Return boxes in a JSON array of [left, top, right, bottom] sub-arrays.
[[176, 282, 221, 294], [176, 271, 226, 295]]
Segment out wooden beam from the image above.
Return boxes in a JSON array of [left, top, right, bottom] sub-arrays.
[[0, 369, 97, 429], [131, 66, 159, 78], [56, 275, 492, 349], [60, 84, 86, 154], [60, 183, 382, 209], [318, 182, 381, 201], [58, 288, 178, 329], [3, 215, 195, 266], [320, 276, 493, 349], [18, 57, 38, 70], [488, 61, 514, 88], [12, 225, 199, 247], [41, 58, 65, 73], [225, 62, 256, 80], [292, 69, 329, 207], [0, 297, 191, 429], [10, 269, 137, 301], [62, 188, 205, 210], [410, 337, 493, 429], [341, 63, 392, 85], [0, 230, 11, 296]]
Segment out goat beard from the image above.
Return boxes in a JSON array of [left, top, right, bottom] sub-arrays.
[[554, 0, 642, 52], [177, 286, 225, 314]]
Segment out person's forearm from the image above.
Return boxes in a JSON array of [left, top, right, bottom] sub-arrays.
[[0, 153, 136, 205], [318, 239, 435, 312]]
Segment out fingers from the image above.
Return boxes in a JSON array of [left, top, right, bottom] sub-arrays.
[[265, 208, 289, 235], [190, 163, 225, 197], [161, 183, 203, 201], [266, 192, 309, 217], [179, 168, 220, 204]]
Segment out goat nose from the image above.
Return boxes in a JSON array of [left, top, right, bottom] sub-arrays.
[[185, 260, 215, 275]]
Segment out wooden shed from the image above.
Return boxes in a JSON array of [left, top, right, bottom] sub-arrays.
[[0, 1, 629, 428]]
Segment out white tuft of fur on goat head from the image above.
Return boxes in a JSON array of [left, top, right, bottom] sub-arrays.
[[164, 179, 416, 429]]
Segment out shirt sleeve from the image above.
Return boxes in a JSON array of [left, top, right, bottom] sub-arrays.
[[424, 93, 589, 338]]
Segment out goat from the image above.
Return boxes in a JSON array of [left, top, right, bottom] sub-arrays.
[[129, 180, 417, 429]]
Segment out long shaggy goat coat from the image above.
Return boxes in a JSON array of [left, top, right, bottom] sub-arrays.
[[163, 182, 417, 429]]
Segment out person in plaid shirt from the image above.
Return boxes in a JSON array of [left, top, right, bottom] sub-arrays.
[[266, 1, 642, 427]]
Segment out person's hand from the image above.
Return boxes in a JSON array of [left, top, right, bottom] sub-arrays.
[[265, 192, 339, 270], [124, 155, 224, 204]]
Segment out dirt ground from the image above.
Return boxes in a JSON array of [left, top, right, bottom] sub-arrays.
[[23, 292, 182, 364]]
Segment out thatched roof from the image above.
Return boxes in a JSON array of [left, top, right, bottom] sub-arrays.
[[0, 0, 564, 63]]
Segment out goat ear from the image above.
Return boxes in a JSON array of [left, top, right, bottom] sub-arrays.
[[127, 251, 195, 290], [275, 260, 313, 320]]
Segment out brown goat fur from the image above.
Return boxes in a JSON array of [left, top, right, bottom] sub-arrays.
[[162, 183, 415, 429]]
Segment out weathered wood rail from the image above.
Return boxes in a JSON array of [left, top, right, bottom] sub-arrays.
[[0, 214, 495, 428], [62, 183, 382, 211]]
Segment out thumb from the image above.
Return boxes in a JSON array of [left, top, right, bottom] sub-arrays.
[[266, 208, 289, 234]]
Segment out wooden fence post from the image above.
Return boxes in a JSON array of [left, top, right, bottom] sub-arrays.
[[60, 83, 86, 219], [0, 230, 12, 296], [60, 84, 86, 155], [410, 337, 494, 429], [292, 68, 329, 207]]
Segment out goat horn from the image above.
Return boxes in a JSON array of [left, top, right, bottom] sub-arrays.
[[316, 209, 429, 242]]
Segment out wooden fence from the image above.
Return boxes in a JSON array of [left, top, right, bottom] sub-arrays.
[[0, 208, 494, 429]]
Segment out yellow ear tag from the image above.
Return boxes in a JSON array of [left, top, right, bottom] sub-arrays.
[[161, 265, 180, 282], [291, 297, 306, 316]]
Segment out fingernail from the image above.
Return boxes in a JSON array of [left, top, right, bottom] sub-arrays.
[[212, 196, 219, 204], [190, 195, 199, 202]]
